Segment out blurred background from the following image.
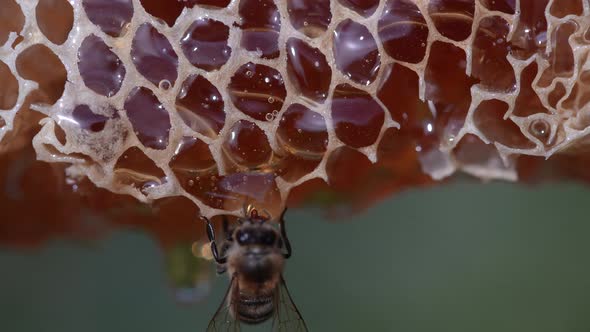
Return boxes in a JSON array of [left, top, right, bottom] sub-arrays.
[[2, 180, 590, 332]]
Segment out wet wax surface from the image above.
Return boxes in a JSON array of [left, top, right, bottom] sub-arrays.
[[2, 182, 590, 332]]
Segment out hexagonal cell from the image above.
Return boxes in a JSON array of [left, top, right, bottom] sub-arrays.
[[472, 16, 516, 92], [176, 74, 225, 138], [338, 0, 380, 17], [228, 62, 286, 121], [0, 0, 25, 46], [286, 38, 331, 104], [333, 19, 380, 85], [473, 99, 535, 149], [194, 0, 231, 8], [169, 136, 222, 207], [238, 0, 281, 59], [223, 120, 272, 168], [326, 146, 372, 191], [16, 44, 67, 104], [378, 64, 436, 150], [36, 0, 73, 45], [428, 0, 474, 41], [513, 63, 549, 117], [0, 61, 18, 110], [131, 23, 178, 88], [181, 18, 231, 72], [78, 35, 126, 97], [549, 0, 583, 18], [332, 84, 385, 148], [277, 103, 328, 158], [215, 172, 282, 216], [453, 134, 507, 170], [82, 0, 134, 37], [538, 21, 577, 88], [509, 0, 550, 60], [425, 42, 477, 104], [528, 118, 553, 146], [378, 0, 429, 64], [479, 0, 515, 14], [139, 0, 196, 27], [124, 87, 171, 150], [275, 104, 328, 182], [287, 0, 331, 38], [114, 146, 166, 193], [71, 105, 110, 133]]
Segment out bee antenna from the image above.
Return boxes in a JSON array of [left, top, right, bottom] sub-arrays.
[[261, 209, 272, 221]]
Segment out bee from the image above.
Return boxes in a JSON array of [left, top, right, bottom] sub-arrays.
[[201, 206, 308, 331]]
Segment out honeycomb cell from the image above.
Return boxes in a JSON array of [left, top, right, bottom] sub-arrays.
[[286, 38, 331, 104], [71, 105, 110, 133], [176, 74, 225, 138], [0, 61, 18, 110], [124, 87, 171, 150], [139, 0, 197, 27], [474, 99, 535, 149], [549, 0, 583, 18], [131, 23, 178, 88], [425, 42, 477, 104], [0, 0, 25, 46], [378, 64, 435, 150], [479, 0, 515, 14], [548, 82, 566, 109], [287, 0, 331, 38], [333, 19, 380, 85], [36, 0, 73, 45], [453, 134, 504, 168], [228, 63, 286, 121], [78, 35, 126, 97], [16, 44, 67, 104], [114, 146, 166, 193], [277, 103, 328, 157], [326, 146, 372, 190], [216, 172, 282, 215], [169, 137, 222, 207], [378, 0, 429, 64], [509, 0, 550, 59], [181, 18, 231, 72], [238, 0, 281, 59], [428, 0, 474, 41], [513, 63, 549, 117], [538, 21, 577, 88], [528, 119, 551, 145], [275, 154, 321, 183], [82, 0, 133, 37], [472, 16, 515, 92], [338, 0, 380, 17], [223, 120, 272, 168], [194, 0, 231, 8], [332, 84, 385, 148]]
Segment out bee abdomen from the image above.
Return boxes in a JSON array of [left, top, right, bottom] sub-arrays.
[[236, 295, 274, 324]]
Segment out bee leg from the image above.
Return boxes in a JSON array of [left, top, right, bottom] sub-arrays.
[[202, 216, 227, 265], [279, 208, 292, 259]]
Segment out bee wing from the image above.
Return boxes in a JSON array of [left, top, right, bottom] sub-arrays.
[[271, 275, 309, 332], [207, 275, 241, 332]]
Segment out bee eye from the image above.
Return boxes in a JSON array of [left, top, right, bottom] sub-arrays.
[[237, 230, 251, 245], [261, 232, 276, 245]]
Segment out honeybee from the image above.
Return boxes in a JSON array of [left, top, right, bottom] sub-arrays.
[[202, 206, 308, 331]]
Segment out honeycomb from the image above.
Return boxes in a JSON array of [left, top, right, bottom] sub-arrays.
[[1, 0, 590, 219]]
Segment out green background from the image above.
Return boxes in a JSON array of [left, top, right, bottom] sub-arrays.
[[2, 181, 590, 331]]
